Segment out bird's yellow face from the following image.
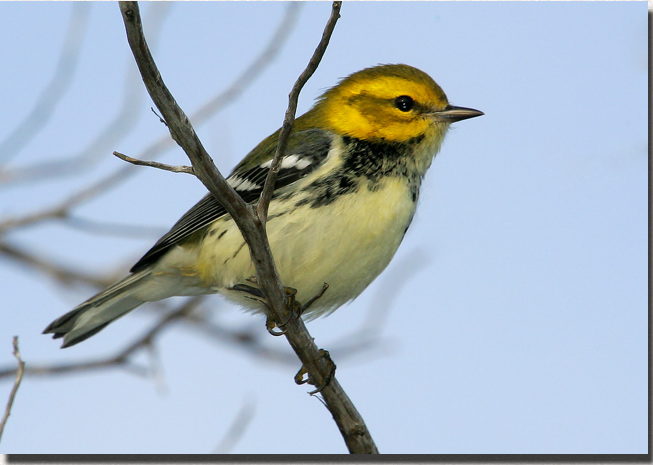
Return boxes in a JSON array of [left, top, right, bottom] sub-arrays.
[[314, 64, 451, 143]]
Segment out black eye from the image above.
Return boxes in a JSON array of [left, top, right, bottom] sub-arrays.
[[394, 95, 414, 112]]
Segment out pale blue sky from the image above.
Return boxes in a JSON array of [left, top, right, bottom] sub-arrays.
[[0, 1, 647, 454]]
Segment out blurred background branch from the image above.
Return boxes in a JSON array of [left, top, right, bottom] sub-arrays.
[[0, 3, 91, 167]]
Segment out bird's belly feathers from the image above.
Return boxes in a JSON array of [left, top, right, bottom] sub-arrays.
[[191, 176, 418, 316]]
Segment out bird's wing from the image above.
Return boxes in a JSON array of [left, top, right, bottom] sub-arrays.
[[130, 129, 333, 272]]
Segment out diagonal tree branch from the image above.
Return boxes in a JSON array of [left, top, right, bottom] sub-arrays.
[[256, 2, 341, 222], [118, 1, 377, 453]]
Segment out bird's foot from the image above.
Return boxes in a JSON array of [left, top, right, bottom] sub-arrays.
[[294, 349, 337, 395]]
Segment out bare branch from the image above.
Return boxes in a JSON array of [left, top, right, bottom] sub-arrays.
[[70, 1, 301, 196], [0, 337, 25, 443], [113, 151, 195, 175], [118, 2, 251, 218], [118, 1, 287, 319], [257, 1, 342, 222], [118, 1, 376, 453]]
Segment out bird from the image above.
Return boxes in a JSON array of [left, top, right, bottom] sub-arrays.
[[44, 63, 483, 348]]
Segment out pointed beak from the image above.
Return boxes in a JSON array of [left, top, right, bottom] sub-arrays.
[[433, 105, 484, 123]]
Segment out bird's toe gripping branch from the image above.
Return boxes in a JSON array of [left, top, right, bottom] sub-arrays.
[[295, 348, 337, 395], [230, 280, 288, 335], [233, 279, 330, 337]]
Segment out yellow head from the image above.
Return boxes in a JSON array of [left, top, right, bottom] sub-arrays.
[[301, 64, 482, 143]]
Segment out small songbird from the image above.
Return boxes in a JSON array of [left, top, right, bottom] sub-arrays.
[[44, 64, 483, 348]]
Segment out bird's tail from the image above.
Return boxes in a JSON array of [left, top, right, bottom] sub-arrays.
[[43, 269, 154, 348]]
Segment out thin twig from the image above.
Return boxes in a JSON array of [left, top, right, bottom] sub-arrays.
[[257, 2, 341, 222], [254, 3, 380, 454], [113, 151, 195, 175], [0, 337, 26, 443]]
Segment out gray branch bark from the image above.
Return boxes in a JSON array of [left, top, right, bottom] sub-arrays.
[[118, 1, 377, 454]]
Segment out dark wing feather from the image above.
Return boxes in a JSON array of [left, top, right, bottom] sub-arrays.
[[130, 129, 333, 272]]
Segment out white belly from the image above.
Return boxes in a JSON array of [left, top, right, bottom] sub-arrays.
[[165, 176, 417, 316], [269, 176, 416, 315]]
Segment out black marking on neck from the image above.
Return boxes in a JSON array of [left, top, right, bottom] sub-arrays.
[[295, 135, 424, 208]]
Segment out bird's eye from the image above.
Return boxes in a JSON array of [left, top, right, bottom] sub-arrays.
[[394, 95, 414, 112]]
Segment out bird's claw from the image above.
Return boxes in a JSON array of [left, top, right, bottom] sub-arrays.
[[234, 281, 331, 339], [294, 349, 336, 395], [265, 315, 287, 336]]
